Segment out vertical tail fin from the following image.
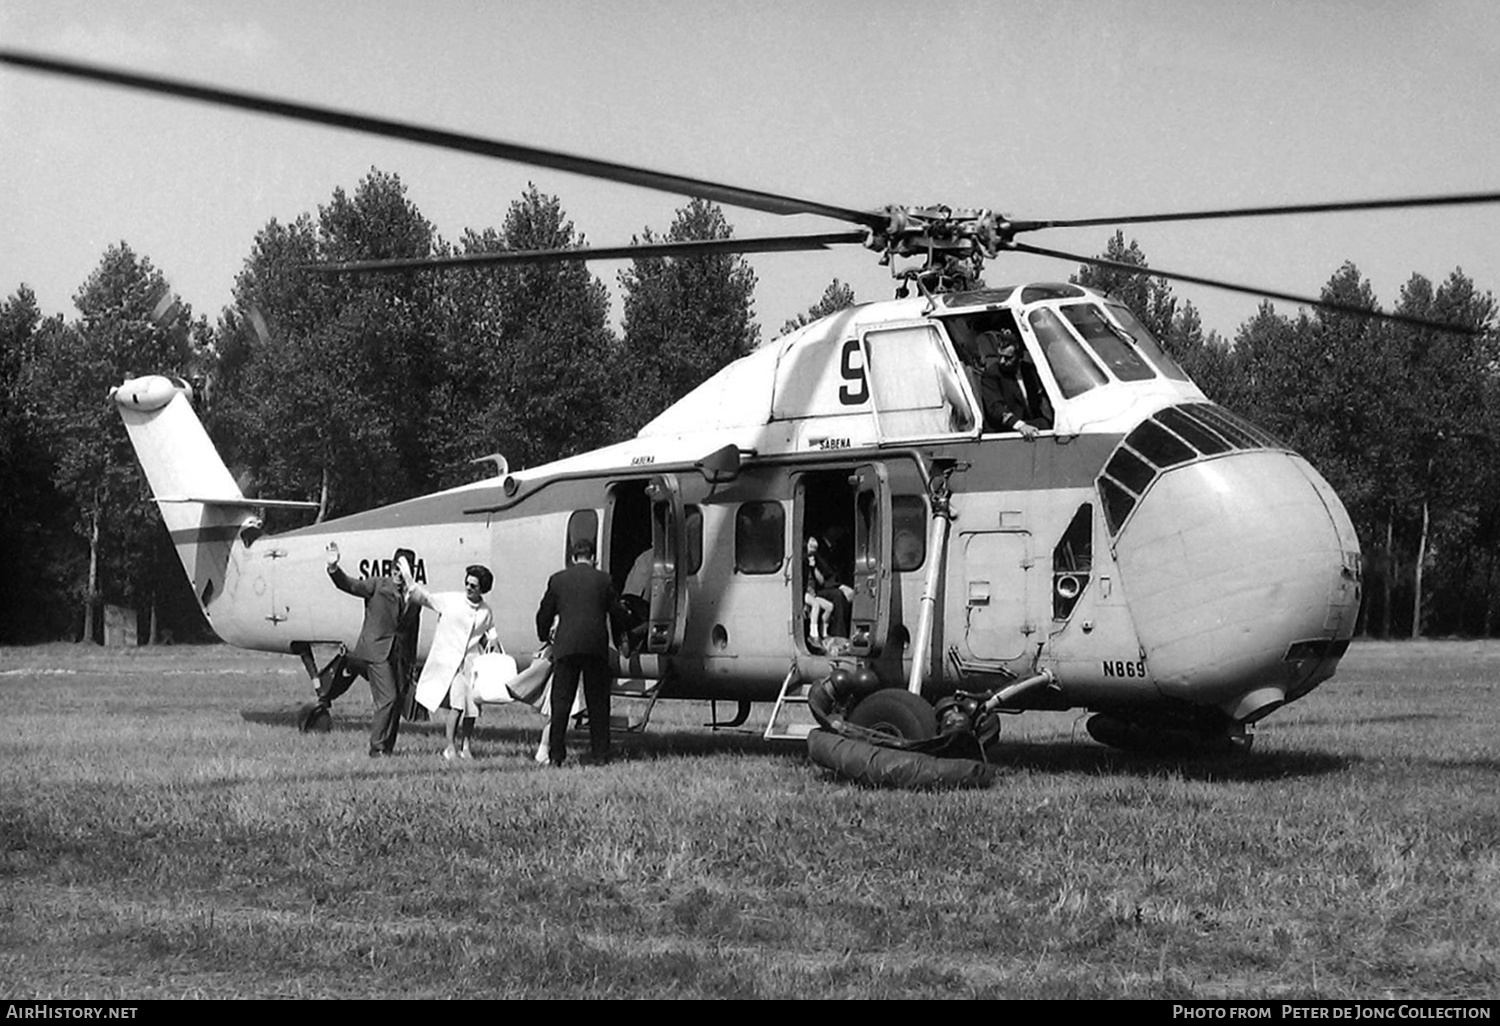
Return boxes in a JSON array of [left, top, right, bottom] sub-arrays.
[[113, 375, 242, 503], [111, 375, 314, 620]]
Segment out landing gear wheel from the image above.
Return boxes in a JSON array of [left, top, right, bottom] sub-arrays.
[[297, 703, 332, 734], [847, 689, 938, 742]]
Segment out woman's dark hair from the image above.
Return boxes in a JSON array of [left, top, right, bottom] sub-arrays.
[[465, 564, 494, 594]]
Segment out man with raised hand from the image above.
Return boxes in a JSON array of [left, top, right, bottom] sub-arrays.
[[322, 542, 417, 758]]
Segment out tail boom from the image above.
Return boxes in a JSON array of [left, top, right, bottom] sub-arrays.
[[111, 375, 316, 630]]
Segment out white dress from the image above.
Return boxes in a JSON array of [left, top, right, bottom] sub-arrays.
[[409, 584, 497, 716]]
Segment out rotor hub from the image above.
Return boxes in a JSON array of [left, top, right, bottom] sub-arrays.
[[865, 205, 1016, 293]]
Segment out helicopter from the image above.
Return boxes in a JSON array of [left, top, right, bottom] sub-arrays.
[[6, 50, 1494, 756]]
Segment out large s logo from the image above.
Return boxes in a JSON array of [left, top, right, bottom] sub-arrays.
[[838, 339, 869, 406]]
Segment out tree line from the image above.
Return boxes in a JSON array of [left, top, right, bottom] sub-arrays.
[[1, 173, 1496, 642]]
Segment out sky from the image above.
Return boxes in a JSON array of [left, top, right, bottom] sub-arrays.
[[3, 0, 1500, 343]]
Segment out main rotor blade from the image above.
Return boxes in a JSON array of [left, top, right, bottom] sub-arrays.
[[0, 50, 886, 230], [1006, 192, 1500, 233], [308, 231, 868, 273], [1007, 241, 1481, 336]]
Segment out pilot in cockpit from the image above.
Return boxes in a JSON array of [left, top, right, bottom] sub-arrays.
[[976, 328, 1053, 438]]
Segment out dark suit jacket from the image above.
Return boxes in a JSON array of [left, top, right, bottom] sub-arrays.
[[536, 562, 619, 660], [329, 565, 410, 664], [980, 358, 1053, 432]]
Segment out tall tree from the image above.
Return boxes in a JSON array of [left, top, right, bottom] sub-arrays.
[[781, 278, 857, 336], [430, 185, 619, 474], [27, 244, 200, 641], [1385, 269, 1498, 637], [1165, 300, 1237, 403], [617, 199, 759, 434], [216, 170, 442, 519], [1070, 231, 1177, 343], [0, 287, 77, 640]]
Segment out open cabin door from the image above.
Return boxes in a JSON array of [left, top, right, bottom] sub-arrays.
[[848, 463, 893, 657], [644, 474, 689, 654]]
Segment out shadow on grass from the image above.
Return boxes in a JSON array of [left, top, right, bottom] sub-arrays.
[[240, 705, 797, 761], [1444, 758, 1500, 773], [1269, 712, 1453, 728], [241, 704, 1349, 781], [989, 737, 1351, 781]]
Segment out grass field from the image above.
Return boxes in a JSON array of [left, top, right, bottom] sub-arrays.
[[2, 640, 1497, 999]]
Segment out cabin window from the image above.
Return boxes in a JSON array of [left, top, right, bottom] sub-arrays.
[[1107, 304, 1191, 382], [892, 494, 927, 572], [1028, 308, 1108, 398], [685, 505, 704, 575], [566, 509, 598, 564], [862, 325, 975, 438], [1060, 304, 1155, 382], [734, 501, 785, 574]]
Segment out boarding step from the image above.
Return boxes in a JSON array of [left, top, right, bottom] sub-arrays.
[[763, 664, 819, 741], [608, 676, 662, 733]]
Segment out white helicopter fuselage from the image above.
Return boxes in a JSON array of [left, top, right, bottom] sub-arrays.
[[115, 282, 1361, 738]]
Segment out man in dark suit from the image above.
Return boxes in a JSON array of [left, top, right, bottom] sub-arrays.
[[321, 542, 418, 757], [978, 329, 1053, 438], [536, 537, 619, 766]]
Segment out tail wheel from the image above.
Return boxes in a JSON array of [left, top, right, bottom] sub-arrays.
[[1086, 713, 1254, 756], [847, 688, 938, 742]]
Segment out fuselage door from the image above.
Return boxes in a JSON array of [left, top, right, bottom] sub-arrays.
[[645, 474, 688, 654], [961, 529, 1033, 661], [849, 462, 893, 657]]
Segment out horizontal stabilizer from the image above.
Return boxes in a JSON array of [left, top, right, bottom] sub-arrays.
[[158, 496, 321, 511]]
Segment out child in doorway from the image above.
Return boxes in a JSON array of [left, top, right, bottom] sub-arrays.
[[804, 536, 835, 648]]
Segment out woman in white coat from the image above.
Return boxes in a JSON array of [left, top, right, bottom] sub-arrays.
[[404, 562, 498, 760]]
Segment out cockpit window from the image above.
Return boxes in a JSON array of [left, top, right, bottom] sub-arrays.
[[1106, 304, 1191, 382], [1060, 304, 1156, 382], [1126, 420, 1195, 469], [1105, 446, 1154, 495], [863, 324, 975, 438], [1028, 308, 1108, 398], [1097, 403, 1289, 536], [1154, 406, 1231, 456]]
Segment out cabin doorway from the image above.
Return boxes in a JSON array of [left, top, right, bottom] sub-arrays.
[[606, 480, 652, 654], [794, 465, 892, 656], [795, 470, 854, 653], [606, 476, 693, 655]]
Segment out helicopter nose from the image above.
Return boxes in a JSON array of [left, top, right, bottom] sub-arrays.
[[1110, 449, 1361, 722]]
